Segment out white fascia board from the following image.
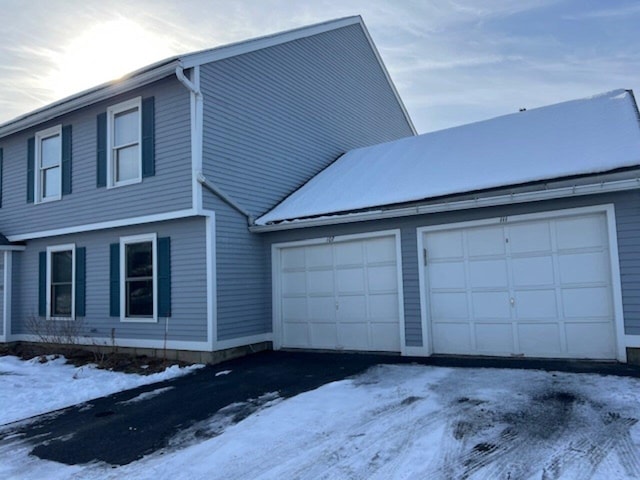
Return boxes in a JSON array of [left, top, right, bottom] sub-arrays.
[[180, 16, 362, 69], [7, 208, 201, 242], [0, 245, 26, 251], [0, 61, 179, 139], [250, 177, 640, 232]]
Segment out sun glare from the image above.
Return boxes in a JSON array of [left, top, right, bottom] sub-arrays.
[[47, 19, 176, 100]]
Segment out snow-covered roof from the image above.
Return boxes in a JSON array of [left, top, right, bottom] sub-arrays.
[[257, 89, 640, 225]]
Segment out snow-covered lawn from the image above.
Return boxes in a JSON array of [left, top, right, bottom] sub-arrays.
[[0, 355, 203, 425], [2, 356, 640, 479]]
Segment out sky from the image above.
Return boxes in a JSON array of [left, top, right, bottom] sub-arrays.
[[1, 0, 639, 134]]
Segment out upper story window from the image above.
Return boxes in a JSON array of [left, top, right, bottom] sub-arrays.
[[107, 97, 142, 188], [35, 125, 62, 203]]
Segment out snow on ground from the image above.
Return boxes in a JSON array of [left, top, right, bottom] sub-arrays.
[[2, 359, 640, 479], [0, 355, 203, 425]]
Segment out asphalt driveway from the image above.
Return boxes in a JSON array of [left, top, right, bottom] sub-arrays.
[[2, 351, 640, 473]]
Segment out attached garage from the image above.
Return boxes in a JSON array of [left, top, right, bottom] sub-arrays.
[[418, 207, 624, 360], [272, 232, 404, 352]]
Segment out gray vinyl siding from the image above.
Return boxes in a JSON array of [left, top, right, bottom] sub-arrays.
[[10, 217, 208, 344], [0, 77, 192, 238], [200, 23, 413, 217], [265, 190, 640, 346], [206, 190, 270, 340]]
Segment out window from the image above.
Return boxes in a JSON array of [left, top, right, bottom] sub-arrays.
[[107, 97, 142, 188], [46, 244, 75, 319], [35, 125, 62, 202], [120, 233, 157, 322]]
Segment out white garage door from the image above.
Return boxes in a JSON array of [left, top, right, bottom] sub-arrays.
[[277, 235, 401, 352], [423, 212, 617, 359]]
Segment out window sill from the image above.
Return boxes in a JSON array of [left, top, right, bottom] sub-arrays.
[[107, 177, 142, 189], [120, 316, 157, 323]]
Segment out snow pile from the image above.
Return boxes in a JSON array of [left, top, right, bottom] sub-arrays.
[[0, 355, 203, 425], [257, 89, 640, 224]]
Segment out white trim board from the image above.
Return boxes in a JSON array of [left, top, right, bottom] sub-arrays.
[[416, 204, 628, 362], [271, 229, 407, 355], [7, 209, 201, 242]]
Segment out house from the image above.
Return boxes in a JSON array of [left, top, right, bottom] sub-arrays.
[[0, 17, 415, 362], [2, 17, 640, 365]]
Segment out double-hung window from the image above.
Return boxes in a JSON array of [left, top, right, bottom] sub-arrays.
[[108, 97, 142, 188], [120, 233, 157, 322], [46, 244, 75, 319], [35, 125, 62, 202]]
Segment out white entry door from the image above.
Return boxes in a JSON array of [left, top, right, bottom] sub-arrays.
[[276, 234, 402, 352], [423, 212, 617, 359]]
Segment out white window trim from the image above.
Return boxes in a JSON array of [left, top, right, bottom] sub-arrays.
[[120, 233, 157, 323], [35, 124, 62, 204], [107, 97, 142, 189], [46, 243, 76, 321]]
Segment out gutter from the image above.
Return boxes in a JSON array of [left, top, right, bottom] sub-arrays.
[[249, 176, 640, 232], [197, 174, 255, 225]]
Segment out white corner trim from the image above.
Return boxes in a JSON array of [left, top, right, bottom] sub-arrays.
[[2, 251, 12, 342], [205, 213, 217, 349], [7, 209, 200, 242], [415, 231, 432, 357], [251, 177, 640, 232]]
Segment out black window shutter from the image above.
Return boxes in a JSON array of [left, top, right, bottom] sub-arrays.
[[141, 96, 155, 178], [27, 137, 35, 203], [97, 113, 107, 187], [0, 148, 3, 208], [158, 236, 171, 317], [39, 251, 46, 317], [110, 243, 120, 317], [61, 125, 72, 195], [75, 247, 86, 317]]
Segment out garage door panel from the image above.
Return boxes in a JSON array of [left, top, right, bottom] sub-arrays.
[[337, 296, 366, 321], [338, 323, 369, 350], [305, 244, 333, 268], [282, 297, 307, 321], [433, 323, 471, 353], [508, 221, 552, 254], [282, 271, 306, 295], [368, 265, 397, 292], [309, 323, 338, 349], [335, 241, 363, 266], [429, 262, 465, 289], [281, 247, 305, 269], [307, 270, 334, 294], [475, 323, 513, 353], [566, 323, 615, 358], [512, 256, 554, 287], [562, 287, 611, 318], [369, 323, 401, 351], [469, 259, 508, 288], [559, 252, 609, 284], [515, 290, 558, 319], [336, 268, 365, 294], [431, 292, 468, 319], [555, 215, 607, 250], [426, 231, 464, 259], [283, 323, 308, 348], [467, 226, 505, 257], [308, 296, 336, 321], [518, 324, 562, 354], [365, 236, 397, 263], [472, 291, 511, 319], [369, 293, 399, 319]]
